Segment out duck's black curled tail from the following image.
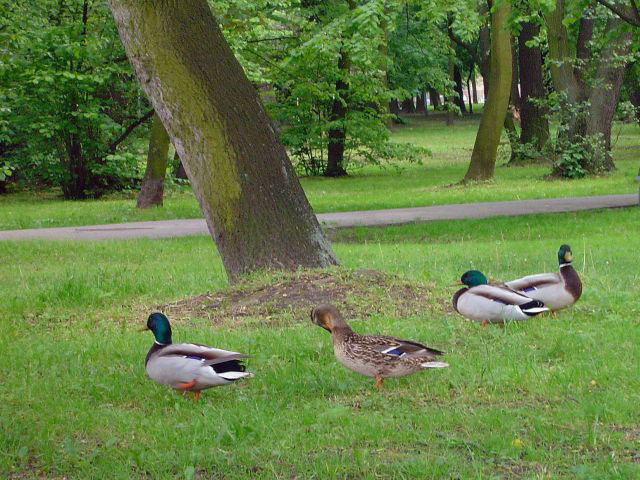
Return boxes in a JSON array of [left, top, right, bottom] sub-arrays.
[[211, 359, 247, 374], [520, 300, 548, 317]]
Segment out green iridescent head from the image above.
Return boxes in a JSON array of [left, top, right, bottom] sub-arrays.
[[146, 312, 172, 344], [558, 245, 573, 265], [460, 270, 488, 288]]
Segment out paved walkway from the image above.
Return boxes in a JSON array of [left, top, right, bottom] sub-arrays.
[[0, 194, 636, 241]]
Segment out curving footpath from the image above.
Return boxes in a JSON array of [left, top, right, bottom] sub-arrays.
[[0, 194, 637, 241]]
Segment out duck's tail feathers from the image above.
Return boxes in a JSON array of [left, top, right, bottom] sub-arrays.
[[211, 359, 252, 381], [520, 300, 548, 317], [218, 371, 254, 381], [421, 361, 449, 369]]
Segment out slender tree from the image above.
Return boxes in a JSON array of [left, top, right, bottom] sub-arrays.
[[137, 114, 171, 208], [109, 0, 338, 281], [325, 47, 350, 177], [464, 0, 512, 181]]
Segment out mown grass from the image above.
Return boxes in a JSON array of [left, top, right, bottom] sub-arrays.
[[1, 115, 638, 230], [1, 207, 639, 478]]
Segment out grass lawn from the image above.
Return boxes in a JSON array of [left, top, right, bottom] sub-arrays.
[[1, 114, 638, 230], [2, 206, 639, 478]]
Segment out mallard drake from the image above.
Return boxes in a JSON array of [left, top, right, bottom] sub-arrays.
[[143, 312, 252, 399], [452, 270, 548, 323], [310, 304, 448, 389], [505, 245, 582, 312]]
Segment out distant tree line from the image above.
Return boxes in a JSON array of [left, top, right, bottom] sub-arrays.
[[1, 0, 638, 200]]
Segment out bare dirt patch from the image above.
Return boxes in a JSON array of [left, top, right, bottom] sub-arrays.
[[160, 268, 433, 326]]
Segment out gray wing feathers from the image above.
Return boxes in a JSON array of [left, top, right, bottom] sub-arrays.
[[505, 273, 561, 290]]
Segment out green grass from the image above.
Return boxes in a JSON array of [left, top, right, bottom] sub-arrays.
[[2, 207, 639, 478], [1, 115, 638, 230]]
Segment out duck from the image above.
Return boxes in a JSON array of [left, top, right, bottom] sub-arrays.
[[504, 244, 582, 312], [452, 270, 548, 324], [142, 312, 252, 399], [310, 304, 448, 389]]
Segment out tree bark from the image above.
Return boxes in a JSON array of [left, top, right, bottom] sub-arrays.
[[325, 48, 349, 177], [478, 4, 491, 100], [429, 89, 441, 110], [137, 113, 170, 208], [453, 65, 467, 114], [518, 21, 549, 150], [585, 22, 632, 170], [109, 0, 338, 281], [547, 5, 632, 174], [401, 97, 416, 113], [471, 71, 478, 104], [415, 92, 427, 114], [173, 151, 188, 179], [464, 1, 512, 182]]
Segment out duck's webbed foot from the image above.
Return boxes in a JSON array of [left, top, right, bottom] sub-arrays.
[[375, 374, 384, 390]]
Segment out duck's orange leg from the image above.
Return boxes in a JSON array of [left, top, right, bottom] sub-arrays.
[[481, 319, 489, 328], [375, 375, 384, 390], [194, 391, 201, 401], [178, 379, 197, 391]]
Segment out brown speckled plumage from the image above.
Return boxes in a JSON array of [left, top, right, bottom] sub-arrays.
[[311, 304, 448, 388]]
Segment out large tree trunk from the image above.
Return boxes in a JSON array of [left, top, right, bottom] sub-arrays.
[[109, 0, 338, 281], [326, 48, 350, 177], [137, 114, 171, 208], [453, 65, 467, 114], [585, 24, 631, 170], [547, 6, 631, 175], [463, 1, 511, 182], [518, 21, 549, 150], [545, 0, 580, 104]]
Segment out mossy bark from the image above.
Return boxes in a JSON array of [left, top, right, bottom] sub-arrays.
[[137, 114, 170, 208], [109, 0, 338, 281], [464, 1, 512, 182]]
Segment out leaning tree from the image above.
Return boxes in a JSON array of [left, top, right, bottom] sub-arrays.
[[463, 0, 512, 181], [109, 0, 338, 282]]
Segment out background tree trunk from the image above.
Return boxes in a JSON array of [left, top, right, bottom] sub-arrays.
[[173, 151, 188, 179], [401, 97, 416, 113], [478, 4, 491, 100], [109, 0, 338, 282], [415, 93, 426, 113], [585, 22, 631, 170], [518, 21, 549, 150], [453, 65, 467, 114], [326, 48, 350, 177], [137, 113, 170, 208], [464, 1, 511, 182], [471, 71, 478, 104], [429, 89, 441, 110]]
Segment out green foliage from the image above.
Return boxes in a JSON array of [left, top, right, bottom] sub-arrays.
[[0, 0, 149, 198], [547, 93, 608, 178], [265, 1, 400, 175]]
